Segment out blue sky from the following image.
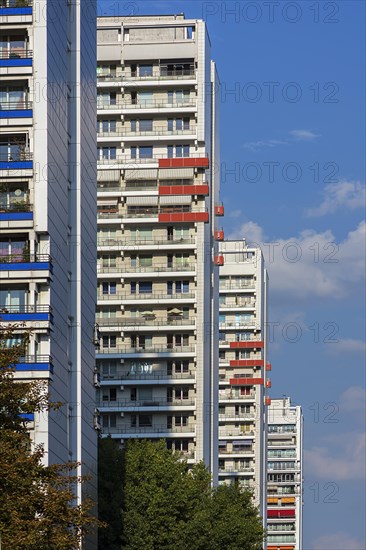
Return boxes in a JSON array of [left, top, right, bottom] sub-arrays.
[[97, 1, 366, 547]]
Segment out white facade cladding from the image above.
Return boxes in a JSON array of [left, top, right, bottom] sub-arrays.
[[218, 239, 269, 521], [96, 14, 220, 480], [267, 398, 304, 550], [0, 1, 98, 544]]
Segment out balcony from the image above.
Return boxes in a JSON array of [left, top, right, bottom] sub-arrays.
[[215, 229, 224, 241], [101, 68, 196, 82], [96, 316, 196, 329], [219, 321, 258, 330], [0, 49, 33, 67], [230, 377, 264, 386], [98, 152, 208, 168], [0, 304, 53, 322], [97, 345, 195, 358], [218, 413, 256, 421], [98, 398, 196, 411], [98, 99, 197, 115], [97, 237, 196, 250], [220, 301, 256, 310], [158, 184, 209, 196], [229, 360, 264, 368], [214, 255, 224, 266], [219, 282, 256, 291], [219, 429, 255, 438], [229, 340, 263, 348], [0, 254, 52, 272], [101, 425, 195, 436], [0, 100, 32, 119], [100, 369, 195, 382], [0, 0, 32, 15], [158, 209, 209, 224], [14, 355, 53, 373], [97, 263, 196, 276], [219, 468, 255, 475], [0, 202, 32, 222], [219, 393, 255, 402], [0, 151, 32, 170], [98, 127, 197, 141], [97, 292, 196, 303], [215, 203, 224, 216]]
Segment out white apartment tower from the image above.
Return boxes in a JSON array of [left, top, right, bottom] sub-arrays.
[[218, 239, 269, 519], [267, 398, 304, 550], [96, 15, 220, 478], [0, 0, 98, 524]]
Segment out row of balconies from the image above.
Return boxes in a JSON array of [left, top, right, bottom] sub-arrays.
[[97, 98, 196, 111], [97, 68, 196, 83], [98, 398, 196, 410], [97, 292, 196, 303], [97, 345, 195, 357], [96, 316, 196, 329], [96, 263, 196, 276]]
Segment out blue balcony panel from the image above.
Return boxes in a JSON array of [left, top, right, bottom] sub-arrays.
[[0, 109, 32, 118], [0, 7, 32, 15], [16, 362, 53, 373], [0, 212, 33, 221], [19, 413, 34, 421], [0, 58, 32, 67], [0, 313, 51, 322], [0, 161, 33, 170], [0, 262, 51, 271]]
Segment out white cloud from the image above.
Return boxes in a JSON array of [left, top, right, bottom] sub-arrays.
[[289, 129, 320, 140], [339, 386, 366, 412], [305, 432, 366, 481], [312, 532, 366, 550], [306, 181, 366, 217], [228, 209, 243, 219], [328, 339, 366, 354], [242, 139, 287, 151], [228, 221, 366, 300]]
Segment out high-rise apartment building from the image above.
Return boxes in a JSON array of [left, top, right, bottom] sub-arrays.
[[267, 398, 303, 550], [95, 15, 220, 478], [218, 239, 269, 519], [0, 0, 98, 517]]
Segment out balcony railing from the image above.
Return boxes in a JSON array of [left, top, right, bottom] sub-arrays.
[[98, 345, 195, 355], [97, 99, 196, 111], [96, 317, 195, 327], [0, 0, 32, 7], [98, 292, 195, 302], [98, 127, 196, 138], [220, 302, 256, 308], [100, 370, 194, 381], [0, 100, 32, 111], [0, 305, 52, 314], [98, 208, 208, 220], [219, 467, 254, 474], [0, 253, 51, 264], [102, 425, 195, 435], [98, 69, 196, 82], [219, 283, 256, 291], [218, 449, 254, 455], [98, 398, 195, 408], [0, 151, 32, 162], [97, 263, 195, 274], [0, 50, 32, 60], [97, 237, 195, 247], [219, 394, 255, 401], [97, 152, 208, 165], [0, 202, 31, 212], [16, 355, 52, 364]]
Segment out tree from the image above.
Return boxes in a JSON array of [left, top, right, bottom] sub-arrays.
[[0, 327, 98, 549], [98, 437, 124, 550], [98, 438, 265, 550]]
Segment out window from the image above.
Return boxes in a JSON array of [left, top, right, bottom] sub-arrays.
[[139, 64, 153, 77], [175, 280, 189, 294], [139, 281, 152, 294], [101, 255, 116, 268], [99, 119, 116, 133], [174, 226, 189, 239], [139, 146, 153, 159], [102, 282, 116, 295], [138, 415, 152, 427], [139, 119, 153, 132], [98, 146, 116, 160], [102, 335, 116, 349], [174, 388, 189, 401], [0, 237, 28, 261], [139, 255, 153, 267], [97, 91, 116, 107], [101, 362, 117, 378], [0, 182, 28, 211], [137, 91, 153, 106], [102, 388, 116, 402], [0, 287, 27, 309], [102, 414, 117, 428]]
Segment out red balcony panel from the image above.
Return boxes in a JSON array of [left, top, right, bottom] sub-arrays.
[[159, 157, 209, 169], [230, 341, 264, 349], [229, 359, 264, 367], [159, 184, 209, 196], [158, 212, 209, 223], [265, 396, 272, 405], [215, 204, 224, 216], [214, 255, 224, 266], [266, 362, 272, 371], [230, 377, 264, 386], [267, 509, 295, 518], [215, 229, 224, 241], [266, 379, 272, 388]]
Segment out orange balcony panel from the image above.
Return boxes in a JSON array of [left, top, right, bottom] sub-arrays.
[[159, 184, 209, 196], [214, 255, 224, 266], [159, 157, 209, 169], [282, 497, 295, 504], [229, 377, 264, 385], [215, 204, 224, 216], [266, 362, 272, 371], [267, 498, 278, 504], [158, 212, 209, 223], [265, 396, 272, 406], [229, 359, 264, 367], [266, 379, 272, 388], [215, 229, 224, 241], [230, 341, 264, 349]]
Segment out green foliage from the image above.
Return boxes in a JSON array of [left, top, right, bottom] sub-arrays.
[[0, 327, 98, 549], [98, 439, 265, 550]]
